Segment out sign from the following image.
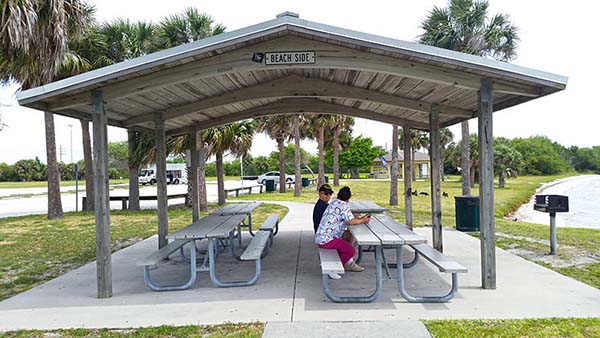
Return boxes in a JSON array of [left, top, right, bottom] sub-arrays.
[[265, 51, 315, 65]]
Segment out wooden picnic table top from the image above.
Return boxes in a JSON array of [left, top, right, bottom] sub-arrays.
[[348, 200, 388, 214], [166, 214, 246, 240], [213, 202, 262, 216], [348, 215, 425, 247]]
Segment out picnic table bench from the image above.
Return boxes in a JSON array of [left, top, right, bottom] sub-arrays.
[[318, 202, 467, 303], [82, 193, 188, 211], [225, 185, 263, 197]]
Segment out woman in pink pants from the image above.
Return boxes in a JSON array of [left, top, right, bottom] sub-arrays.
[[315, 186, 371, 279]]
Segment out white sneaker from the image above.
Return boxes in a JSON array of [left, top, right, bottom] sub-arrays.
[[328, 273, 341, 280]]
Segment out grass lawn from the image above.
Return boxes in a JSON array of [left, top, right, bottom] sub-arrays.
[[424, 318, 600, 338], [0, 323, 264, 338], [0, 203, 288, 301]]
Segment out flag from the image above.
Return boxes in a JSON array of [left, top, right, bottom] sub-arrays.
[[379, 155, 388, 168]]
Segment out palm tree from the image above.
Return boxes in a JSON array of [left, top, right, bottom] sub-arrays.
[[493, 137, 522, 188], [292, 114, 303, 197], [305, 114, 336, 187], [204, 121, 256, 205], [1, 0, 90, 219], [256, 115, 294, 193], [419, 0, 519, 195], [325, 115, 354, 186], [151, 7, 225, 51]]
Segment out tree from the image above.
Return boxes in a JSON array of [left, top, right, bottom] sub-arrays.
[[419, 0, 519, 194], [339, 136, 382, 179], [256, 115, 294, 193], [1, 0, 90, 219], [305, 114, 337, 186], [512, 136, 569, 175], [493, 137, 522, 188], [439, 128, 455, 181], [326, 115, 354, 186], [204, 121, 255, 205], [151, 8, 225, 51]]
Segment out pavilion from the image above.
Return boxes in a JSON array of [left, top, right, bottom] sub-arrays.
[[16, 12, 567, 298]]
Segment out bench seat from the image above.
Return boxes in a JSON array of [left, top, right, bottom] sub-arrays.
[[136, 239, 189, 267], [241, 231, 271, 260], [259, 214, 279, 240], [411, 243, 468, 273], [318, 248, 345, 275], [138, 239, 198, 292]]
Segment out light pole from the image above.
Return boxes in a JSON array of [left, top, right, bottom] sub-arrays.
[[68, 124, 73, 163]]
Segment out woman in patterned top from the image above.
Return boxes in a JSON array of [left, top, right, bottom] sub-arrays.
[[315, 186, 370, 279]]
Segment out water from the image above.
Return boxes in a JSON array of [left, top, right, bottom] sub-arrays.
[[515, 175, 600, 229]]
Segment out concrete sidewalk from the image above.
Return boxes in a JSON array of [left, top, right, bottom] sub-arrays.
[[1, 201, 599, 331]]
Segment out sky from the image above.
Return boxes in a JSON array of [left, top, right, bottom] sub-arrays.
[[0, 0, 598, 165]]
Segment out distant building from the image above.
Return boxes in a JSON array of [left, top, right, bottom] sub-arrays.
[[370, 151, 430, 179]]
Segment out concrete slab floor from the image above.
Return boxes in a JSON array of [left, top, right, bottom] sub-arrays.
[[0, 201, 599, 331]]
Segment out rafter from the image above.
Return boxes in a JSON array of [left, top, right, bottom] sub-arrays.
[[122, 74, 472, 127], [166, 98, 430, 136]]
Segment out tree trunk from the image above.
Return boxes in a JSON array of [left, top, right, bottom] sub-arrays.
[[390, 125, 399, 206], [498, 172, 506, 188], [127, 130, 140, 210], [80, 119, 94, 211], [318, 125, 325, 187], [198, 138, 208, 211], [333, 127, 340, 187], [217, 150, 225, 205], [470, 164, 476, 188], [278, 138, 286, 193], [185, 166, 192, 207], [45, 112, 63, 219], [461, 121, 471, 195], [294, 115, 301, 197], [350, 167, 360, 179]]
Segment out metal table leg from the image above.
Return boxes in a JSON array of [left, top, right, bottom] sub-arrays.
[[396, 245, 458, 303], [322, 246, 383, 303]]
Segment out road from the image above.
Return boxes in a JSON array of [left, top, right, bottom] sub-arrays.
[[0, 180, 261, 218]]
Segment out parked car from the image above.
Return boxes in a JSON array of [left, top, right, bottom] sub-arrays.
[[257, 171, 294, 184]]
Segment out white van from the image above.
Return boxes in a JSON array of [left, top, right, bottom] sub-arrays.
[[139, 163, 188, 185]]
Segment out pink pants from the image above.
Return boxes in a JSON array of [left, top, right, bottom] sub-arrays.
[[319, 237, 355, 265]]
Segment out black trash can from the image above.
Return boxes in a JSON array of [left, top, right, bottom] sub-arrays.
[[455, 196, 480, 232], [265, 179, 275, 192], [301, 177, 309, 187], [324, 175, 329, 183]]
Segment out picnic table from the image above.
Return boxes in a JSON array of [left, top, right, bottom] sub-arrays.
[[348, 200, 388, 214], [320, 213, 466, 303], [213, 202, 262, 247]]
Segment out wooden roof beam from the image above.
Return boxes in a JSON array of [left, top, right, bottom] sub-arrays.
[[123, 74, 472, 127], [166, 98, 429, 136]]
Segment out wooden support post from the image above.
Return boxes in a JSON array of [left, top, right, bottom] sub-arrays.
[[430, 103, 443, 252], [190, 127, 200, 222], [403, 124, 413, 229], [91, 90, 112, 298], [154, 112, 168, 249], [389, 125, 399, 206], [478, 78, 496, 289], [294, 115, 302, 197]]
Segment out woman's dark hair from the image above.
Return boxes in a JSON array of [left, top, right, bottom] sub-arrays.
[[337, 186, 352, 201]]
